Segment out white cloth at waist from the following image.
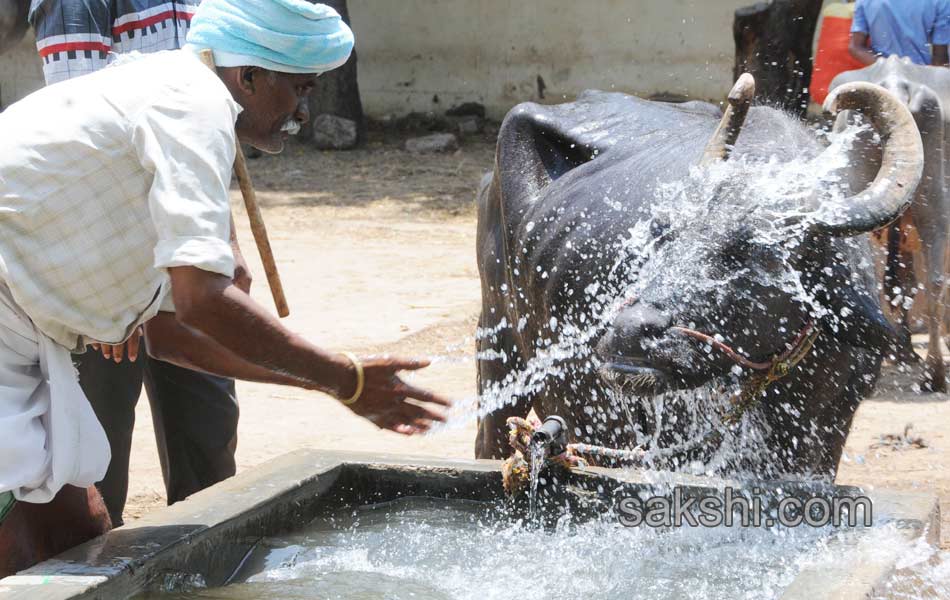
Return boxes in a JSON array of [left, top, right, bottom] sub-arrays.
[[0, 282, 110, 503]]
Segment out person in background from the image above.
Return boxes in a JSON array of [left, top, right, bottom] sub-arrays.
[[849, 0, 950, 66], [28, 0, 243, 528]]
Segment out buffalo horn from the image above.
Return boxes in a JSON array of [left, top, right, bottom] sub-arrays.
[[700, 73, 755, 165], [817, 82, 924, 236]]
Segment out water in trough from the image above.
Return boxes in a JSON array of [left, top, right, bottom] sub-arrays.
[[141, 496, 908, 600]]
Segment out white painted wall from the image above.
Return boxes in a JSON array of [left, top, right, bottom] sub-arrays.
[[0, 31, 43, 110], [348, 0, 755, 119]]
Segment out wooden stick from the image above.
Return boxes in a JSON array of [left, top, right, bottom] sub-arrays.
[[197, 49, 290, 318]]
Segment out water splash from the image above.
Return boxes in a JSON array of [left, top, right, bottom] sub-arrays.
[[527, 441, 545, 520], [443, 119, 874, 478], [143, 497, 927, 600]]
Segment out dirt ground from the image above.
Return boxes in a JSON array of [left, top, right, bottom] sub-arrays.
[[123, 128, 950, 547]]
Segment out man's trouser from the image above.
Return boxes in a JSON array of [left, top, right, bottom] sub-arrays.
[[76, 352, 239, 526]]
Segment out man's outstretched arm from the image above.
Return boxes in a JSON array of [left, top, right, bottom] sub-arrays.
[[144, 312, 307, 387], [145, 265, 450, 434]]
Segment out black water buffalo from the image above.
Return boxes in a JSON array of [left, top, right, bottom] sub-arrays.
[[832, 56, 950, 392], [475, 76, 923, 479]]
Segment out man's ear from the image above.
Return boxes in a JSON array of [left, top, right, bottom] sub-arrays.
[[237, 66, 260, 94]]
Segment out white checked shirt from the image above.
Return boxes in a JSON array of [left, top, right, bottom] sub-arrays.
[[0, 49, 239, 350]]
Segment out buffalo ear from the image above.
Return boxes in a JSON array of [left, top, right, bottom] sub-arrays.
[[494, 102, 603, 210]]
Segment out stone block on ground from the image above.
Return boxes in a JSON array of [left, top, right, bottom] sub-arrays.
[[312, 114, 359, 150], [456, 115, 483, 135], [404, 133, 459, 154]]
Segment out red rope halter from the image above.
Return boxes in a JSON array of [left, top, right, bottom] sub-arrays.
[[670, 321, 819, 372]]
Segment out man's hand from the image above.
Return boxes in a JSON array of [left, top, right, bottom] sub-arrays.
[[162, 266, 454, 435], [229, 213, 252, 294], [90, 326, 143, 363], [232, 247, 253, 294], [339, 356, 452, 435]]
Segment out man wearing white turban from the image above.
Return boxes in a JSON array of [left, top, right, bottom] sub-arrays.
[[0, 0, 451, 576], [29, 0, 246, 535]]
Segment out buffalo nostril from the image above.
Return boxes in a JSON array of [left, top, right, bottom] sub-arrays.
[[620, 303, 671, 338], [596, 330, 616, 356], [601, 303, 672, 357], [639, 321, 667, 339]]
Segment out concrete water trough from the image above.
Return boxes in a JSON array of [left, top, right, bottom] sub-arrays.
[[0, 449, 939, 600]]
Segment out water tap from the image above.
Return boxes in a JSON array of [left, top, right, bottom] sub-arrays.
[[531, 416, 568, 458]]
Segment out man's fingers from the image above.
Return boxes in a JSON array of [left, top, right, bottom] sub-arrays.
[[380, 415, 420, 436], [101, 344, 112, 360], [396, 382, 453, 408], [112, 342, 125, 363], [412, 418, 432, 432], [127, 334, 140, 363], [391, 423, 418, 436], [373, 409, 432, 435], [387, 358, 431, 372], [397, 400, 446, 423]]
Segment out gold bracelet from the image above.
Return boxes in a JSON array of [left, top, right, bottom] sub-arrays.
[[339, 352, 364, 405]]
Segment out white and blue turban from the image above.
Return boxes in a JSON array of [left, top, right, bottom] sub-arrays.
[[186, 0, 354, 74]]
